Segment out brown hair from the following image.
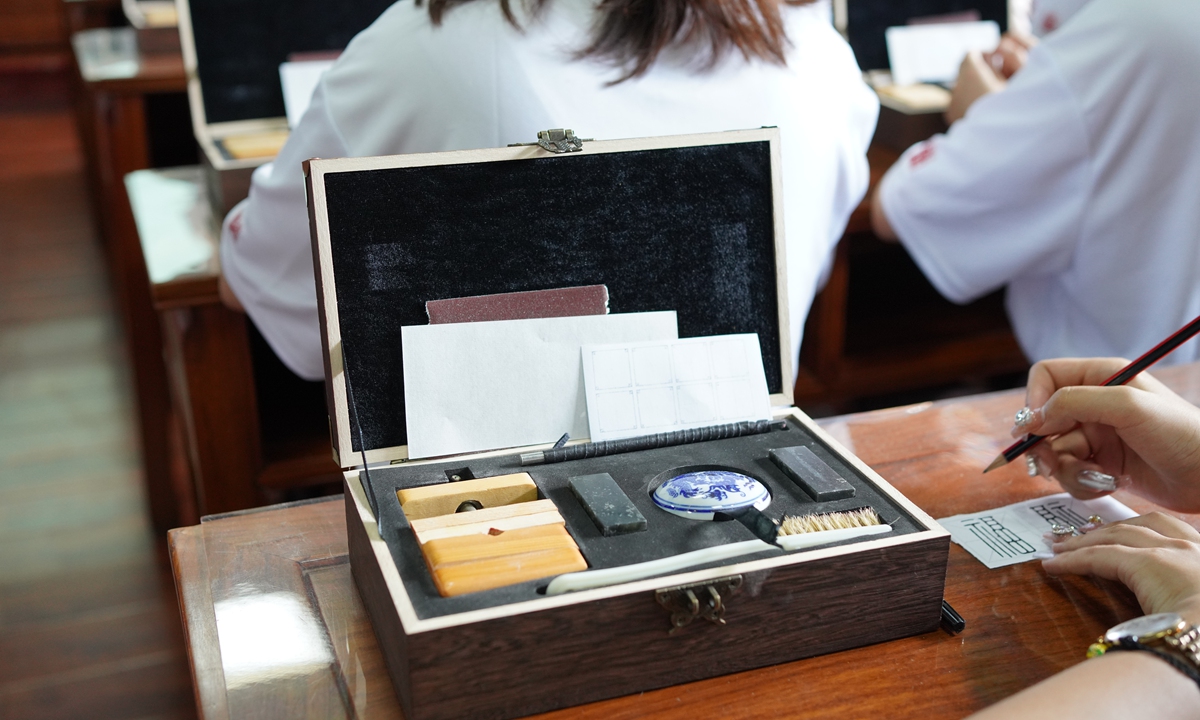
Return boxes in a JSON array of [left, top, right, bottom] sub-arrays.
[[422, 0, 818, 82]]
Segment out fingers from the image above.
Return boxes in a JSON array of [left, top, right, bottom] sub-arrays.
[[1040, 543, 1144, 588], [1023, 358, 1131, 410], [1041, 516, 1200, 617], [1004, 30, 1037, 51], [1024, 425, 1131, 498], [1042, 543, 1200, 619], [945, 51, 1006, 124], [988, 35, 1031, 78], [1105, 513, 1200, 542], [1022, 358, 1172, 413], [1053, 515, 1200, 551], [1034, 385, 1151, 438]]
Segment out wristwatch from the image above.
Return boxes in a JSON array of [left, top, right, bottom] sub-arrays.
[[1088, 613, 1200, 687]]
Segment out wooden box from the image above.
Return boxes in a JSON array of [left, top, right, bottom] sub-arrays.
[[305, 129, 951, 720], [175, 0, 393, 216]]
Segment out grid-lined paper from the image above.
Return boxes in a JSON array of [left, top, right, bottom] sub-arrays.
[[581, 334, 771, 442]]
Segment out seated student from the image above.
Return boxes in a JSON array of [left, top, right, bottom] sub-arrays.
[[218, 0, 878, 383], [968, 356, 1200, 719], [870, 0, 1200, 367]]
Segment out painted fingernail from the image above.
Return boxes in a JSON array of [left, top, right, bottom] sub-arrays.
[[1030, 551, 1055, 560], [1026, 455, 1039, 477], [1078, 470, 1118, 492], [1014, 406, 1038, 428]]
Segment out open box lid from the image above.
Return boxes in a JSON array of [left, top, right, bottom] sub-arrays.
[[306, 128, 793, 469], [175, 0, 393, 161]]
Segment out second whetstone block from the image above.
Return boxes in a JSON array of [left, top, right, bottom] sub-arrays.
[[569, 473, 647, 536], [770, 445, 856, 501]]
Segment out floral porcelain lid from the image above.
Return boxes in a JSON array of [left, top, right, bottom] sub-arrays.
[[652, 470, 771, 520]]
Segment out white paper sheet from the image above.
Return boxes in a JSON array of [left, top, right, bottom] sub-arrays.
[[402, 312, 678, 459], [885, 21, 1001, 86], [124, 170, 215, 283], [938, 493, 1138, 569], [279, 59, 336, 128], [581, 334, 772, 442]]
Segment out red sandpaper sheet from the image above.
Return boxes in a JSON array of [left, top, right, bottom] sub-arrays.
[[426, 285, 609, 324]]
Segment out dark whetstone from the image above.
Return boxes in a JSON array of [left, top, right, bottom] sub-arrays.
[[568, 473, 647, 536], [770, 446, 856, 501]]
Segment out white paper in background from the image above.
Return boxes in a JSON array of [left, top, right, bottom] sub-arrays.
[[581, 334, 772, 442], [124, 170, 215, 283], [885, 21, 1001, 86], [279, 59, 336, 128], [402, 312, 678, 459], [938, 493, 1138, 569]]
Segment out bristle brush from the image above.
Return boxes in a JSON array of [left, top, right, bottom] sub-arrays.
[[775, 506, 891, 550], [716, 506, 892, 550]]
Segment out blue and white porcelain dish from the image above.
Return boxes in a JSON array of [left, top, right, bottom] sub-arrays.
[[652, 470, 771, 520]]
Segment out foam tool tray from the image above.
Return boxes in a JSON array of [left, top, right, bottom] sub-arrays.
[[310, 129, 951, 720], [365, 416, 928, 619]]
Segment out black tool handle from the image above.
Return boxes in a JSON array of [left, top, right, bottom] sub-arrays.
[[523, 419, 788, 465]]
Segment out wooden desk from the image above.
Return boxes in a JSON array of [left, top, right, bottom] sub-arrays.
[[168, 362, 1200, 719], [129, 166, 342, 522], [71, 27, 192, 531]]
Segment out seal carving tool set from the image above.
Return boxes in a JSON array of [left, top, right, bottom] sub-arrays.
[[306, 128, 951, 720]]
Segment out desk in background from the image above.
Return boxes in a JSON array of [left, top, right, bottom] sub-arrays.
[[71, 26, 195, 531], [167, 361, 1200, 719], [128, 166, 342, 523]]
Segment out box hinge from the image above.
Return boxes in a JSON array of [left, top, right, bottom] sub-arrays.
[[508, 129, 590, 153], [655, 575, 743, 634]]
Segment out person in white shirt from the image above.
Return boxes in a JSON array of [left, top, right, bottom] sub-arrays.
[[871, 0, 1200, 367], [218, 0, 878, 382]]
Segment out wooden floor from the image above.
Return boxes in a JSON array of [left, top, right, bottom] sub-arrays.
[[0, 73, 197, 719]]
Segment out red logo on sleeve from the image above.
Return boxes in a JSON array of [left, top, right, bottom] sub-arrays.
[[228, 211, 243, 241], [1042, 13, 1059, 33], [909, 142, 935, 168]]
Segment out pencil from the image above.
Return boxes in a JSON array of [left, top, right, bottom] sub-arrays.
[[983, 313, 1200, 473]]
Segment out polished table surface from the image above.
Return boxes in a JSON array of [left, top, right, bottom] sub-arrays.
[[169, 362, 1200, 719]]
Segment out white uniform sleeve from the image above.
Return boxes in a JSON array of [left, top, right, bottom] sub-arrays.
[[218, 81, 349, 381], [877, 46, 1091, 305]]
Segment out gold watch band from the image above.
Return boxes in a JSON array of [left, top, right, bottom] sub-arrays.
[[1165, 625, 1200, 667]]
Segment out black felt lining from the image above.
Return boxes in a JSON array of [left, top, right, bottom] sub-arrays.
[[362, 416, 923, 620], [187, 0, 393, 124], [325, 141, 782, 452]]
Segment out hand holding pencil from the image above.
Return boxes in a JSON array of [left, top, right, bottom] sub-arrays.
[[1003, 356, 1200, 513], [985, 315, 1200, 471]]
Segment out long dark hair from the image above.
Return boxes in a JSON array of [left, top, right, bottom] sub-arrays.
[[421, 0, 819, 82]]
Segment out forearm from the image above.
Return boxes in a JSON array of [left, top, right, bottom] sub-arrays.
[[869, 187, 898, 241], [969, 651, 1200, 720]]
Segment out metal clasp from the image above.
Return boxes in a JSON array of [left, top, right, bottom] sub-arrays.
[[507, 129, 589, 153], [537, 129, 585, 153], [655, 576, 743, 634]]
